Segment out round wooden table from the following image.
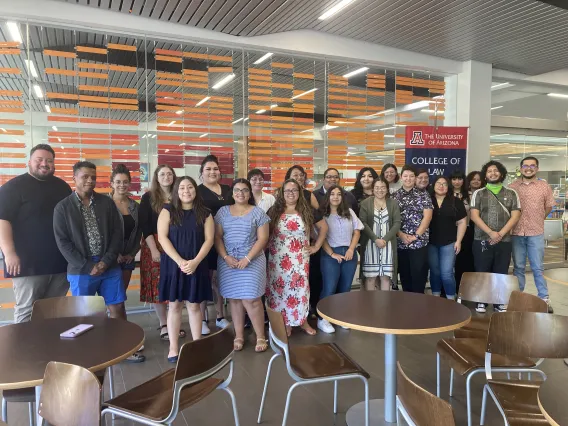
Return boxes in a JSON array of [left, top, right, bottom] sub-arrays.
[[318, 291, 471, 425], [0, 316, 144, 424], [538, 377, 567, 426]]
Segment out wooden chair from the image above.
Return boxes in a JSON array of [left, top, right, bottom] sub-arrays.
[[480, 312, 568, 425], [102, 325, 239, 425], [396, 362, 456, 426], [38, 362, 102, 426], [257, 305, 370, 426], [1, 296, 107, 426], [436, 289, 548, 426]]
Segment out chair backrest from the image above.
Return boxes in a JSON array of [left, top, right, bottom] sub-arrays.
[[31, 296, 107, 321], [487, 312, 568, 359], [507, 290, 548, 313], [39, 361, 101, 426], [266, 304, 289, 348], [458, 272, 518, 305], [397, 362, 456, 426], [174, 325, 234, 383]]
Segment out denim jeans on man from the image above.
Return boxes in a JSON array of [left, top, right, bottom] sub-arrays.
[[428, 243, 457, 298], [320, 247, 358, 303], [512, 234, 548, 299]]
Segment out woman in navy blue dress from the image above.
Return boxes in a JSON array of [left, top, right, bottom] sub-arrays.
[[157, 176, 214, 362]]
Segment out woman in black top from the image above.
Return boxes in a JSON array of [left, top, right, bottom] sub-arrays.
[[450, 169, 473, 291], [351, 167, 379, 207], [197, 154, 231, 334], [428, 176, 467, 300], [285, 165, 319, 209]]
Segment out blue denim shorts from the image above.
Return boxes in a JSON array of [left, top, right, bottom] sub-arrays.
[[68, 257, 126, 305]]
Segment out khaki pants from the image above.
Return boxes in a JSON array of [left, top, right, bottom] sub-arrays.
[[12, 273, 70, 323]]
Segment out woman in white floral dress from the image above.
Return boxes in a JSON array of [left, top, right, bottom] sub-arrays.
[[267, 179, 318, 336]]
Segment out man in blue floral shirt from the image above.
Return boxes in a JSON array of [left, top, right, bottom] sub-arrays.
[[393, 165, 433, 293]]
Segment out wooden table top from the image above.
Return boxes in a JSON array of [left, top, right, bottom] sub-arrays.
[[538, 377, 567, 426], [0, 317, 144, 390], [317, 291, 471, 334]]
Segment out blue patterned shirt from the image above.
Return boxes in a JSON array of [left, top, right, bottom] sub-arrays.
[[393, 187, 433, 250]]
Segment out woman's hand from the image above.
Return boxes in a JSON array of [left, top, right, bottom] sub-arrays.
[[183, 259, 201, 275], [330, 253, 344, 263], [150, 249, 161, 263], [305, 245, 319, 255], [224, 255, 239, 268], [235, 257, 250, 269], [454, 241, 462, 255], [375, 238, 386, 249], [344, 248, 354, 261]]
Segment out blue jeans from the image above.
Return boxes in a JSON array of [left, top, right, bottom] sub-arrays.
[[512, 234, 548, 299], [320, 246, 358, 302], [428, 243, 457, 297]]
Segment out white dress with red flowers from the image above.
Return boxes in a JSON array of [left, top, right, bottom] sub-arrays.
[[267, 213, 310, 327]]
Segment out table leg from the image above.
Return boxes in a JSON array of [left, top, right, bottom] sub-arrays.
[[384, 334, 397, 423], [35, 385, 42, 426]]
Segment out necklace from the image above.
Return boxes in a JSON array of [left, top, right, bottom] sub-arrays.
[[374, 198, 386, 210]]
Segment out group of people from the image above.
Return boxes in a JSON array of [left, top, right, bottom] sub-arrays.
[[0, 143, 555, 363]]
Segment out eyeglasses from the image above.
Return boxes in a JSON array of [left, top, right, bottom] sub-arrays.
[[284, 189, 300, 195], [435, 182, 448, 187], [233, 188, 250, 194], [158, 172, 174, 178], [521, 164, 538, 170], [250, 177, 264, 183], [325, 175, 340, 180], [374, 187, 387, 191]]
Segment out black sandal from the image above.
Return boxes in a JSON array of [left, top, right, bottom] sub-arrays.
[[158, 325, 186, 340]]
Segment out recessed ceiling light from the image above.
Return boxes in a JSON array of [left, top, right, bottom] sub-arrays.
[[254, 53, 273, 65], [291, 88, 317, 100], [421, 109, 445, 113], [384, 135, 396, 138], [491, 105, 504, 110], [175, 110, 183, 115], [256, 109, 266, 114], [508, 156, 521, 159], [52, 125, 58, 131], [270, 104, 278, 109], [323, 124, 338, 130], [491, 82, 514, 91], [6, 22, 22, 44], [167, 121, 175, 127], [44, 105, 51, 113], [547, 93, 568, 99], [24, 59, 38, 78], [33, 84, 43, 98], [131, 143, 136, 147], [196, 96, 210, 106], [343, 67, 368, 78], [199, 133, 208, 138], [232, 118, 244, 124], [318, 0, 358, 20], [212, 73, 235, 89]]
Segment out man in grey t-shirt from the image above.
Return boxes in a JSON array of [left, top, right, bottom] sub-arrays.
[[470, 160, 520, 313]]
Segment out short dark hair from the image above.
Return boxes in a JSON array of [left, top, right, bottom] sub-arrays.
[[247, 168, 265, 180], [520, 156, 539, 167], [228, 178, 255, 206], [73, 161, 96, 175], [111, 164, 131, 183], [481, 160, 507, 183], [323, 167, 340, 177], [400, 164, 416, 176], [415, 168, 428, 177], [285, 165, 307, 181], [30, 144, 55, 159]]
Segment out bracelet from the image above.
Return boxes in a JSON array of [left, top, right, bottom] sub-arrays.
[[245, 255, 251, 263]]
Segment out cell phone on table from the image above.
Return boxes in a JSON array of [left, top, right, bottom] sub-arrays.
[[60, 324, 94, 339]]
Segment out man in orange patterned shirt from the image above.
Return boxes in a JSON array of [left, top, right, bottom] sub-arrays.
[[509, 156, 555, 312]]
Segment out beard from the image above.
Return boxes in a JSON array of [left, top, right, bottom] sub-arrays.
[[486, 177, 501, 184], [30, 167, 54, 181]]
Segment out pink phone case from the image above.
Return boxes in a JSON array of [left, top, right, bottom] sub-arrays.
[[60, 324, 94, 338]]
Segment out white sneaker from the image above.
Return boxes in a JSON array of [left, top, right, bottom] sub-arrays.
[[340, 325, 350, 330], [542, 297, 554, 313], [494, 304, 507, 313], [216, 318, 230, 329], [201, 321, 211, 335], [317, 318, 336, 334], [476, 303, 487, 313]]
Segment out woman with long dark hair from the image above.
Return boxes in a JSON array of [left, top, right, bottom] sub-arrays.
[[197, 154, 232, 335], [381, 163, 401, 194], [285, 165, 319, 209], [428, 176, 467, 300], [267, 179, 318, 336], [139, 164, 185, 340], [157, 176, 214, 362], [466, 171, 483, 197], [316, 185, 364, 334], [451, 169, 474, 290], [351, 167, 379, 206], [214, 178, 270, 352]]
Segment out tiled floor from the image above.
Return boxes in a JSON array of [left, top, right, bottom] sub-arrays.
[[2, 273, 568, 426]]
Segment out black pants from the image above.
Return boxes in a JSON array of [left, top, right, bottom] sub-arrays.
[[398, 246, 429, 293], [472, 240, 512, 274], [309, 249, 323, 317]]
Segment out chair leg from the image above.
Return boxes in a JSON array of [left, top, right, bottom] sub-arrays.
[[436, 352, 441, 397], [1, 398, 7, 422], [28, 402, 35, 426], [466, 372, 473, 426], [257, 353, 279, 424], [396, 397, 400, 425], [362, 377, 369, 426], [333, 381, 338, 414], [221, 386, 240, 426], [449, 368, 454, 397], [480, 385, 488, 426], [108, 366, 115, 399], [282, 382, 301, 426]]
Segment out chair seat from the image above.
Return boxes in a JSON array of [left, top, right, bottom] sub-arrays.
[[437, 338, 536, 376], [454, 316, 490, 339], [103, 368, 223, 422], [487, 380, 549, 425], [2, 387, 35, 403], [289, 343, 370, 380]]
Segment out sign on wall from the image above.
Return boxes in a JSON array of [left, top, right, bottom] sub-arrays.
[[404, 126, 468, 176]]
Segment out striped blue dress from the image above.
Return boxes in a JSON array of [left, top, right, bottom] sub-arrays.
[[215, 206, 270, 299]]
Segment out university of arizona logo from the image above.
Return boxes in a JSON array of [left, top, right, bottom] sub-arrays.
[[409, 131, 425, 146]]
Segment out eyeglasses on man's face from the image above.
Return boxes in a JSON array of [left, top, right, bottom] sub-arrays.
[[521, 164, 538, 170], [325, 175, 340, 180]]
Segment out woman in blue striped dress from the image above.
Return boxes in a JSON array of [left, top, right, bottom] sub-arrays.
[[215, 178, 270, 352]]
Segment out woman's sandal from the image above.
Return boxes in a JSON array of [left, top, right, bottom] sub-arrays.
[[299, 324, 317, 336], [158, 325, 187, 341], [233, 338, 244, 351], [286, 325, 292, 337], [255, 338, 269, 353]]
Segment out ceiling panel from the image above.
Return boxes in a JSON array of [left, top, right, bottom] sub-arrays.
[[53, 0, 568, 75]]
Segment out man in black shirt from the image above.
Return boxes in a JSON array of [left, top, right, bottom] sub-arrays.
[[0, 144, 72, 322]]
